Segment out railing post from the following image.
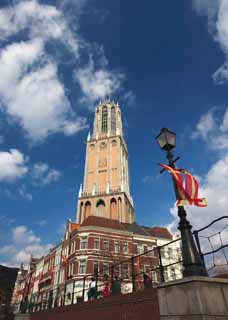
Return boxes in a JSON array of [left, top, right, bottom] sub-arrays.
[[193, 231, 208, 276], [131, 256, 136, 292], [63, 282, 67, 306], [111, 265, 114, 286], [95, 267, 98, 299], [71, 280, 75, 305], [157, 246, 165, 282], [82, 276, 86, 302]]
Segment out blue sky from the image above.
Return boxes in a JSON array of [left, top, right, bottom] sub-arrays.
[[1, 0, 228, 266]]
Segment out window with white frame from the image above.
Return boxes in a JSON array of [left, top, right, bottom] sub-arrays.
[[94, 238, 100, 250], [70, 241, 76, 254], [123, 263, 129, 278], [93, 261, 99, 274], [79, 260, 86, 274], [171, 268, 176, 280], [164, 270, 168, 281], [103, 262, 109, 275], [137, 244, 144, 255], [103, 239, 109, 251], [68, 263, 74, 277], [123, 242, 128, 253], [114, 264, 121, 277], [152, 271, 158, 283], [147, 245, 155, 257], [114, 241, 120, 253], [80, 237, 87, 250]]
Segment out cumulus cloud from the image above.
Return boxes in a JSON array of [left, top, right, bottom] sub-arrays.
[[32, 162, 61, 186], [191, 108, 228, 150], [0, 0, 129, 141], [0, 224, 53, 267], [193, 0, 228, 84], [75, 58, 125, 108], [0, 149, 28, 182], [0, 0, 86, 142]]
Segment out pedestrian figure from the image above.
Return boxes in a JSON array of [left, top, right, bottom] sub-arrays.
[[143, 273, 152, 289], [102, 280, 110, 298], [111, 276, 121, 295], [88, 277, 97, 300]]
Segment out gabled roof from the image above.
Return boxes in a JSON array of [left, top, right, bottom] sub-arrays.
[[148, 226, 173, 240], [123, 222, 151, 237], [81, 216, 127, 231]]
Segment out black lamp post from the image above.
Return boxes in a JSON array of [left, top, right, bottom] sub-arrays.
[[156, 128, 207, 277]]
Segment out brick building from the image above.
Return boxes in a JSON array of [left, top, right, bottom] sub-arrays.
[[12, 100, 181, 313]]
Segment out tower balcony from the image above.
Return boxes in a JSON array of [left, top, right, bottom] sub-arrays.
[[80, 186, 122, 198]]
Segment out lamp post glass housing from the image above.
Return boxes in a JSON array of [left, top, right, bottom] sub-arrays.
[[156, 128, 176, 152]]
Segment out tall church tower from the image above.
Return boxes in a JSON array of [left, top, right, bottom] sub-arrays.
[[76, 100, 134, 224]]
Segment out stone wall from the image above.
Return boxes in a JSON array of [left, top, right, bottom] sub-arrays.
[[158, 276, 228, 320]]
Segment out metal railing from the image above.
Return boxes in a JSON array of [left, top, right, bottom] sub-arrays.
[[193, 216, 228, 275]]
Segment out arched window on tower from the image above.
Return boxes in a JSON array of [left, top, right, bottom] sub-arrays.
[[111, 107, 116, 133], [101, 106, 108, 133], [84, 201, 91, 219], [110, 198, 117, 220], [96, 199, 106, 217]]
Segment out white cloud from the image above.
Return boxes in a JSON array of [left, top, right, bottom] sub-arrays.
[[37, 219, 47, 227], [0, 0, 79, 54], [0, 0, 87, 142], [18, 185, 33, 201], [192, 110, 215, 140], [0, 149, 28, 182], [75, 58, 125, 108], [0, 0, 130, 141], [192, 108, 228, 150], [194, 0, 228, 84], [0, 224, 53, 267], [32, 162, 61, 186], [0, 40, 87, 142]]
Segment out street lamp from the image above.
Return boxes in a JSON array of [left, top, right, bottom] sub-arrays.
[[156, 128, 207, 277]]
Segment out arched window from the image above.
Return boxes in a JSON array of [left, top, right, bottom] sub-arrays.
[[100, 142, 107, 149], [96, 199, 106, 217], [85, 201, 91, 219], [110, 198, 117, 220], [101, 106, 108, 133], [111, 140, 117, 147], [111, 107, 116, 133], [90, 144, 95, 152]]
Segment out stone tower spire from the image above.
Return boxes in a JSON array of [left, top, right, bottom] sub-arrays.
[[76, 100, 134, 224]]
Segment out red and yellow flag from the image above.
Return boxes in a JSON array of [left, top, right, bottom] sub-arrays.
[[160, 164, 207, 207]]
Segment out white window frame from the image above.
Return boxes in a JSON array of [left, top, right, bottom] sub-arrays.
[[114, 241, 120, 253], [80, 237, 87, 250], [103, 262, 109, 275], [94, 238, 100, 250], [79, 260, 86, 275], [123, 242, 128, 254], [103, 239, 109, 251]]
